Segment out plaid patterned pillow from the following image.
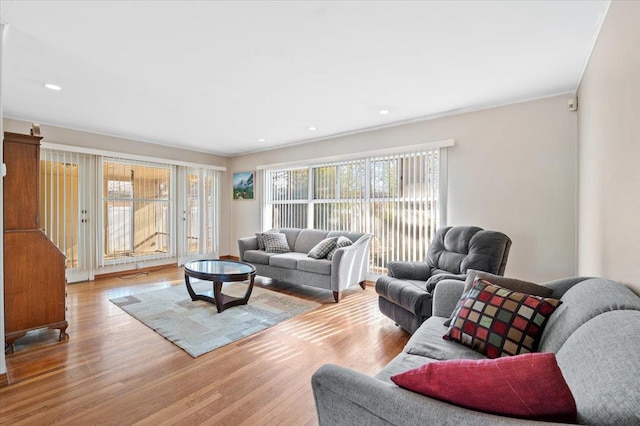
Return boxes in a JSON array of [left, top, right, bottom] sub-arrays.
[[443, 278, 562, 358], [308, 237, 338, 259], [256, 231, 277, 250], [326, 236, 353, 260], [262, 233, 290, 253]]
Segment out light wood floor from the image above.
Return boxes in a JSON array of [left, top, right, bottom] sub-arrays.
[[1, 267, 409, 425]]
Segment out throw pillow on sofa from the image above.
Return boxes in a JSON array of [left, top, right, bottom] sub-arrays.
[[443, 270, 555, 327], [262, 232, 291, 253], [256, 230, 278, 250], [308, 237, 338, 259], [391, 352, 577, 422], [326, 236, 353, 260], [443, 278, 561, 358]]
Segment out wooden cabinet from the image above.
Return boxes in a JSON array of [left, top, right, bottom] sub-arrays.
[[3, 132, 68, 353]]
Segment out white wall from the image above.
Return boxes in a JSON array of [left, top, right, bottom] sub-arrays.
[[2, 118, 232, 265], [1, 23, 7, 378], [577, 1, 640, 294], [229, 94, 578, 283]]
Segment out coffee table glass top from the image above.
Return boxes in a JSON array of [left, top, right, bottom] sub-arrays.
[[184, 259, 255, 276]]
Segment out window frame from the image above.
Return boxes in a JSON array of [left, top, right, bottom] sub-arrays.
[[100, 157, 176, 266], [260, 140, 453, 274]]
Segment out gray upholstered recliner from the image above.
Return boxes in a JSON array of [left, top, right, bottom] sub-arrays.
[[375, 226, 512, 334]]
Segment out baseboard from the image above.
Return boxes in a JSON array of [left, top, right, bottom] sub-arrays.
[[365, 280, 375, 287], [95, 263, 178, 280], [0, 372, 9, 387], [220, 255, 240, 261]]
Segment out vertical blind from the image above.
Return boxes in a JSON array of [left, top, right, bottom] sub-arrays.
[[262, 148, 442, 273], [40, 149, 93, 270], [100, 157, 175, 266], [183, 167, 220, 257], [40, 146, 223, 276]]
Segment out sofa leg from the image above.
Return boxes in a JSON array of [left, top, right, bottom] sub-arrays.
[[359, 281, 366, 290], [333, 291, 340, 303]]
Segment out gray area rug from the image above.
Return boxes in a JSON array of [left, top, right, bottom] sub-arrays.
[[110, 280, 320, 357]]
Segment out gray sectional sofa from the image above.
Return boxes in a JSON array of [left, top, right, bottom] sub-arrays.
[[312, 276, 640, 425], [238, 228, 373, 302]]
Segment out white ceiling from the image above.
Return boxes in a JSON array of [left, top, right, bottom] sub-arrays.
[[1, 1, 609, 157]]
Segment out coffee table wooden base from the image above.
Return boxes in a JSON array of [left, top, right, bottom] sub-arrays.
[[183, 260, 257, 313], [184, 275, 256, 313]]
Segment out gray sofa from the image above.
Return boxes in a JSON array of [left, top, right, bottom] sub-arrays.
[[238, 228, 373, 302], [312, 276, 640, 425]]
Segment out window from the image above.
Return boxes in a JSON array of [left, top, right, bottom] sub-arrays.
[[262, 146, 447, 273], [265, 168, 310, 229], [39, 145, 224, 280], [102, 158, 174, 264], [181, 167, 220, 261], [40, 150, 84, 269]]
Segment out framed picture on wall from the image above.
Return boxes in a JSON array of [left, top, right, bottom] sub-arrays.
[[233, 172, 254, 200]]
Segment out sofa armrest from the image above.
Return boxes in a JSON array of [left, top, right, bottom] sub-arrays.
[[425, 273, 467, 292], [238, 236, 258, 261], [331, 234, 373, 292], [431, 279, 466, 318], [542, 277, 592, 299], [387, 261, 431, 281], [312, 364, 551, 426]]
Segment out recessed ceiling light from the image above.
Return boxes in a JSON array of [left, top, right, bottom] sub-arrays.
[[44, 83, 62, 91], [378, 109, 390, 115], [308, 126, 317, 131], [257, 138, 265, 142]]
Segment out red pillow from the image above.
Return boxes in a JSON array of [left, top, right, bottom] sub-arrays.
[[391, 352, 577, 422]]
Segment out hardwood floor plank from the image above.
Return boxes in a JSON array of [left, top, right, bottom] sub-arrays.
[[1, 267, 409, 425]]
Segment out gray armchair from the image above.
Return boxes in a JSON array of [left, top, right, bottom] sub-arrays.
[[375, 226, 512, 334]]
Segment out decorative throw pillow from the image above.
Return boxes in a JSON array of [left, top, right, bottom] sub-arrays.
[[256, 230, 278, 250], [443, 278, 561, 358], [326, 236, 353, 260], [262, 232, 290, 253], [308, 237, 338, 259], [443, 270, 554, 327], [391, 353, 577, 422]]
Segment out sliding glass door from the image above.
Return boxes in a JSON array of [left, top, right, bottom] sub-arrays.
[[40, 148, 223, 279], [40, 150, 95, 282], [178, 167, 220, 264]]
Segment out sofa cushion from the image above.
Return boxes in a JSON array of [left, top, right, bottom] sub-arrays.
[[308, 237, 338, 259], [297, 257, 332, 275], [443, 278, 561, 358], [326, 236, 353, 260], [269, 252, 307, 270], [556, 310, 640, 426], [278, 228, 303, 252], [443, 270, 554, 326], [391, 353, 576, 423], [243, 250, 277, 265], [294, 229, 330, 253], [404, 316, 487, 361], [426, 227, 510, 277], [538, 278, 640, 354], [263, 232, 291, 253], [374, 352, 439, 384]]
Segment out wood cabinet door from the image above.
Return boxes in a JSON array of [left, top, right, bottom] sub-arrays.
[[3, 134, 41, 230], [4, 230, 66, 333]]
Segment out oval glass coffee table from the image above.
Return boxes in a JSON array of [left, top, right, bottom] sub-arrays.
[[183, 259, 257, 313]]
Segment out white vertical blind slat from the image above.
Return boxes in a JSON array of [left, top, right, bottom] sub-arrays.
[[261, 148, 443, 273]]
